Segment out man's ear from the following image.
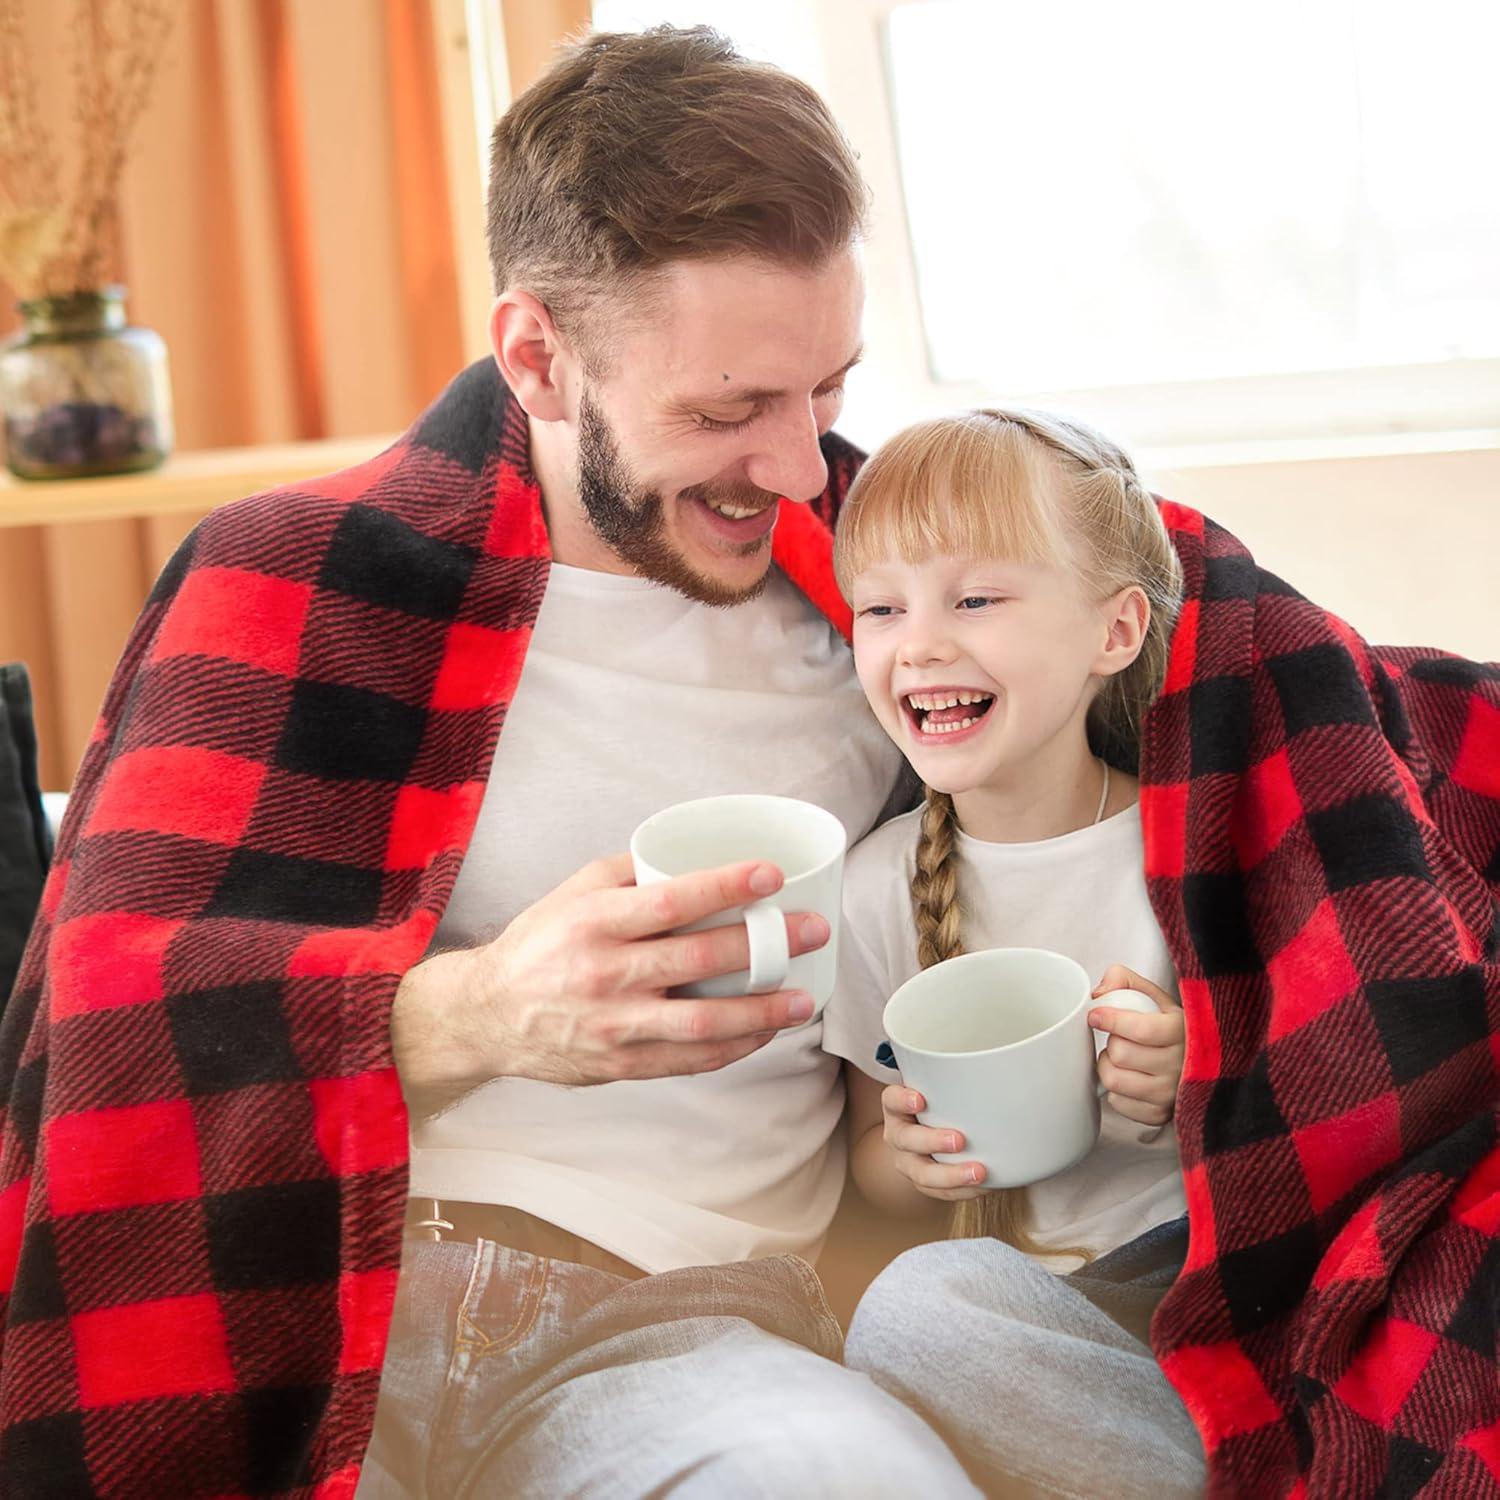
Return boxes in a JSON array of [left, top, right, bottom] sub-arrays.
[[490, 290, 574, 423], [1093, 586, 1149, 679]]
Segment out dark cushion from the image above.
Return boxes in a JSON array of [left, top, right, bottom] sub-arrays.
[[0, 663, 50, 1005]]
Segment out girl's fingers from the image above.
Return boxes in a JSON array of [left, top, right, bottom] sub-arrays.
[[1091, 965, 1173, 1004], [1098, 1055, 1177, 1106], [1100, 1033, 1180, 1075], [887, 1119, 965, 1156], [1088, 1006, 1182, 1044], [1104, 1092, 1172, 1127], [898, 1154, 986, 1193], [918, 1183, 988, 1202], [882, 1085, 925, 1116]]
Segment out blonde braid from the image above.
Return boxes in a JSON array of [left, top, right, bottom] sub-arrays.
[[912, 788, 964, 970], [909, 789, 1079, 1256]]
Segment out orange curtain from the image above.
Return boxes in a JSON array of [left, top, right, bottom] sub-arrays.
[[0, 0, 476, 789]]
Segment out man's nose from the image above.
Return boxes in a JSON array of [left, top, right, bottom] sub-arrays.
[[743, 403, 829, 503]]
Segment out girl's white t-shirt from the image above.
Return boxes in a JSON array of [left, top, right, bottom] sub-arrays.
[[823, 801, 1187, 1269], [408, 561, 905, 1273]]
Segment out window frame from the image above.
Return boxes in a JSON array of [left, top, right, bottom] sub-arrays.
[[805, 0, 1500, 455]]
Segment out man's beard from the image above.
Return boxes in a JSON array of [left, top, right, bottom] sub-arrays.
[[575, 388, 777, 608]]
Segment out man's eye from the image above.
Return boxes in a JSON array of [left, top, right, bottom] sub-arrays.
[[814, 384, 845, 402], [694, 412, 756, 434]]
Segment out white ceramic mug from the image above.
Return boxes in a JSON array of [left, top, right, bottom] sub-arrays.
[[629, 794, 847, 1006], [882, 947, 1162, 1187]]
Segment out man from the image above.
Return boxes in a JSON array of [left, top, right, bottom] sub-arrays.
[[0, 26, 974, 1499], [362, 25, 981, 1496]]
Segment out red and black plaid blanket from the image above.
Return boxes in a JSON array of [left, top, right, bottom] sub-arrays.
[[1142, 504, 1500, 1497], [0, 362, 1494, 1496]]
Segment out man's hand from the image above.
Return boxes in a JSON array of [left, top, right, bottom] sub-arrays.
[[391, 852, 829, 1116], [1087, 965, 1184, 1127], [876, 1084, 988, 1202]]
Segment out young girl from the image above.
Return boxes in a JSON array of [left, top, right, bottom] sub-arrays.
[[823, 408, 1204, 1499]]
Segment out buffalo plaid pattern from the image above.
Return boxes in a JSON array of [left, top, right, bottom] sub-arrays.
[[1, 361, 1494, 1496], [0, 361, 860, 1497], [1142, 503, 1500, 1498]]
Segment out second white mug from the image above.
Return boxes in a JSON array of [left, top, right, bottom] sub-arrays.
[[882, 947, 1163, 1187]]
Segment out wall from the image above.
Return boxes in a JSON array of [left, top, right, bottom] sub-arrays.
[[1147, 444, 1497, 661]]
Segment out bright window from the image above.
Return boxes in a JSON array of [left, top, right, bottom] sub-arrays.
[[889, 0, 1500, 392]]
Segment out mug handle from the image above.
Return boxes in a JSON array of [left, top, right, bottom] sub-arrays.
[[743, 900, 790, 994], [1092, 988, 1161, 1098]]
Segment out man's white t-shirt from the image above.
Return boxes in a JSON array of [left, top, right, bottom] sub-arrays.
[[822, 801, 1187, 1269], [409, 561, 905, 1273]]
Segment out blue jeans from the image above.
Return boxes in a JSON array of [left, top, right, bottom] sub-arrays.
[[359, 1236, 981, 1498]]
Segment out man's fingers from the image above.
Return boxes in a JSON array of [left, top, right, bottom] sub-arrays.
[[602, 991, 815, 1049], [620, 911, 829, 991], [605, 1032, 781, 1082], [594, 861, 787, 941], [560, 851, 637, 896]]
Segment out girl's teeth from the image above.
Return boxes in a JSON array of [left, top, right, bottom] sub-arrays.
[[919, 716, 979, 735], [906, 692, 993, 711]]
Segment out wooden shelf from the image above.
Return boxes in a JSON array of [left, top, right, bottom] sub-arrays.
[[0, 435, 393, 528]]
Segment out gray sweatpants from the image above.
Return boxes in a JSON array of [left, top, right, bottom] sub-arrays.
[[846, 1236, 1205, 1500]]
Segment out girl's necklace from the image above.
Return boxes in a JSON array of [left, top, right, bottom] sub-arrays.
[[1091, 758, 1111, 826]]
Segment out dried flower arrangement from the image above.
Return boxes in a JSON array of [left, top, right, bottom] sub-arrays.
[[0, 0, 178, 478], [0, 0, 176, 298]]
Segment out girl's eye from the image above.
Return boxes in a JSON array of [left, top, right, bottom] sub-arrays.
[[856, 604, 898, 618], [958, 595, 1000, 610]]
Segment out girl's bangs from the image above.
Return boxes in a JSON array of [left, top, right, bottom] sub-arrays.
[[834, 415, 1069, 593]]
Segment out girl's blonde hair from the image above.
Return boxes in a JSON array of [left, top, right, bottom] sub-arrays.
[[835, 408, 1185, 1253]]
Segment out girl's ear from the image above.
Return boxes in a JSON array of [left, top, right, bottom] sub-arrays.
[[1093, 585, 1149, 679]]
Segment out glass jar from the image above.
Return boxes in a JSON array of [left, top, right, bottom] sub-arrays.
[[0, 286, 174, 480]]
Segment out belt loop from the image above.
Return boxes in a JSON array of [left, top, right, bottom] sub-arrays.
[[410, 1198, 455, 1241]]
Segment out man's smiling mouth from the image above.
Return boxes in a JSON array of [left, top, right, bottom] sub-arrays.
[[704, 497, 768, 520], [903, 691, 996, 736]]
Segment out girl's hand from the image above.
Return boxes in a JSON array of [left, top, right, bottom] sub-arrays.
[[1087, 966, 1184, 1127], [879, 1084, 988, 1202]]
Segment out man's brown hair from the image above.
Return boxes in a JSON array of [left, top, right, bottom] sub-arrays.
[[486, 25, 868, 357]]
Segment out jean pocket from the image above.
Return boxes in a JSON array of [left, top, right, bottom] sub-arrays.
[[423, 1242, 553, 1495], [452, 1241, 552, 1365]]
